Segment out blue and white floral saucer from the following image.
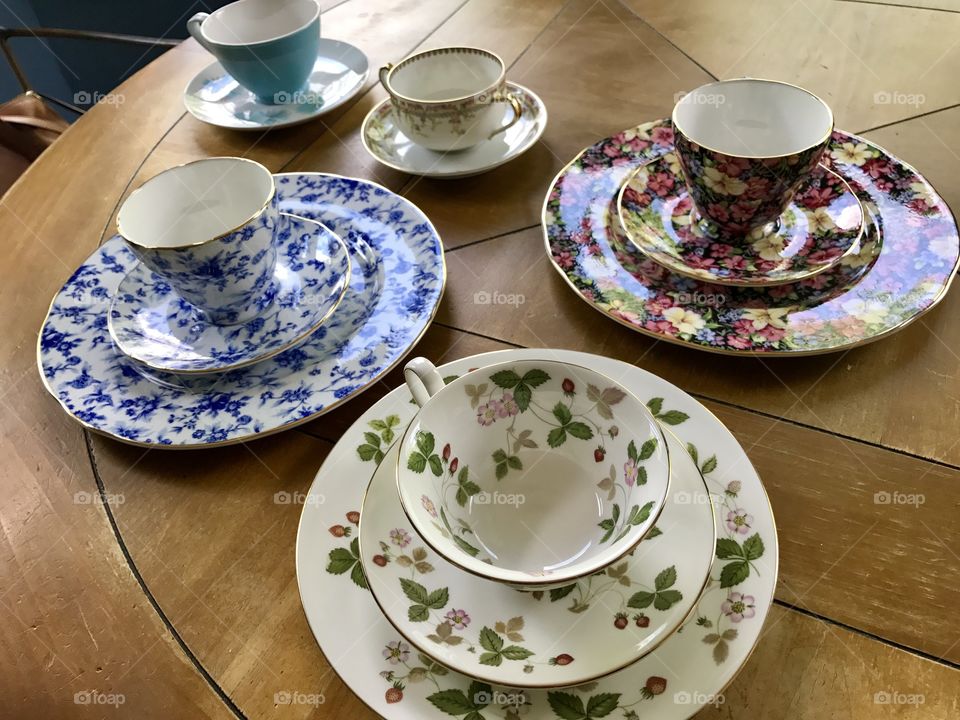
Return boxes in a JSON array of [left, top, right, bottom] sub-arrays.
[[108, 214, 351, 375], [38, 174, 444, 447], [183, 38, 369, 131]]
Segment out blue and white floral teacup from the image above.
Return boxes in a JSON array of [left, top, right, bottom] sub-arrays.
[[117, 157, 280, 325]]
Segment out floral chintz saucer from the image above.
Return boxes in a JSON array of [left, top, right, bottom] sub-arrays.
[[618, 154, 864, 287], [183, 38, 369, 131], [360, 430, 715, 688], [109, 214, 351, 374], [361, 82, 547, 178], [545, 120, 959, 355]]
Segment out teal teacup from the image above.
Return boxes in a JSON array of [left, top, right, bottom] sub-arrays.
[[187, 0, 320, 104]]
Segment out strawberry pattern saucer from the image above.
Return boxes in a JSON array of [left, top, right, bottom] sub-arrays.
[[359, 431, 715, 688]]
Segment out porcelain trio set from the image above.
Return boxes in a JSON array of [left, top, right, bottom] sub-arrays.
[[546, 80, 959, 355], [354, 353, 719, 692], [300, 349, 779, 719], [110, 157, 352, 375]]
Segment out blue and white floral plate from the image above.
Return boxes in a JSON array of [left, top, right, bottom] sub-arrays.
[[38, 173, 444, 447], [109, 213, 351, 375], [297, 349, 778, 718], [183, 38, 369, 131]]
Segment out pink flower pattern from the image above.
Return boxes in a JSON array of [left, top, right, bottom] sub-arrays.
[[444, 609, 471, 629], [544, 120, 958, 354], [389, 528, 411, 547], [721, 592, 756, 623], [619, 154, 863, 286], [726, 509, 753, 535]]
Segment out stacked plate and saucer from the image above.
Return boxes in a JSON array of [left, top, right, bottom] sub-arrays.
[[297, 352, 779, 718], [37, 157, 444, 447], [545, 79, 960, 355]]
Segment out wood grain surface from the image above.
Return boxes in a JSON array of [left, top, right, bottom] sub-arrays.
[[4, 0, 959, 718]]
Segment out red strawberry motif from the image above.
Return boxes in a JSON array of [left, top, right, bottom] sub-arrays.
[[550, 654, 574, 666], [634, 614, 650, 628], [614, 612, 628, 629], [346, 511, 360, 525], [385, 683, 404, 703], [562, 378, 575, 395], [372, 555, 387, 567], [643, 676, 667, 697], [442, 443, 451, 461], [449, 458, 459, 474], [594, 447, 606, 463], [329, 525, 346, 537]]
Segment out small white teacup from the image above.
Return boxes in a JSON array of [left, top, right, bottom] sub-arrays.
[[379, 46, 522, 152]]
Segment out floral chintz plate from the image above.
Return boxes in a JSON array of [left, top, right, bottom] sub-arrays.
[[297, 349, 778, 719], [183, 38, 369, 131], [618, 155, 864, 287], [545, 120, 959, 355], [38, 173, 444, 447], [361, 83, 547, 178], [360, 429, 715, 688], [109, 214, 351, 374]]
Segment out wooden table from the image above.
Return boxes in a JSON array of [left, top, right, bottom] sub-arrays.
[[4, 0, 959, 717]]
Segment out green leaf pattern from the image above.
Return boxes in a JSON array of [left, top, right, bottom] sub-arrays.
[[332, 389, 768, 714]]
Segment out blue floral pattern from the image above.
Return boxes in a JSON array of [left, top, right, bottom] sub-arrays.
[[109, 214, 351, 374], [38, 173, 444, 447], [127, 192, 279, 325]]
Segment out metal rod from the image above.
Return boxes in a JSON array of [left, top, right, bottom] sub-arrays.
[[0, 37, 30, 92], [0, 27, 180, 47]]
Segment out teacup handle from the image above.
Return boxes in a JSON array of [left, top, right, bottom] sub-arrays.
[[379, 63, 401, 103], [404, 357, 445, 407], [488, 92, 523, 139], [187, 13, 216, 54]]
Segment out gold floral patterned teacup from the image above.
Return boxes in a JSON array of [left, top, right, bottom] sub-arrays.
[[672, 78, 834, 240], [379, 46, 522, 152]]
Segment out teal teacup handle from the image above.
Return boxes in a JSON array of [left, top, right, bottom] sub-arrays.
[[488, 91, 523, 139], [404, 357, 445, 407], [187, 12, 216, 54]]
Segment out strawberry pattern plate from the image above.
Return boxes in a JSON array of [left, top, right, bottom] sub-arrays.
[[544, 120, 959, 355]]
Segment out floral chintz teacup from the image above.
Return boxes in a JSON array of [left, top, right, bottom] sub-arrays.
[[117, 157, 280, 325], [379, 47, 522, 152], [395, 357, 670, 590], [672, 78, 834, 240]]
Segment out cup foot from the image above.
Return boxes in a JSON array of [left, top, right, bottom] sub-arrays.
[[692, 212, 781, 242], [195, 278, 280, 326]]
